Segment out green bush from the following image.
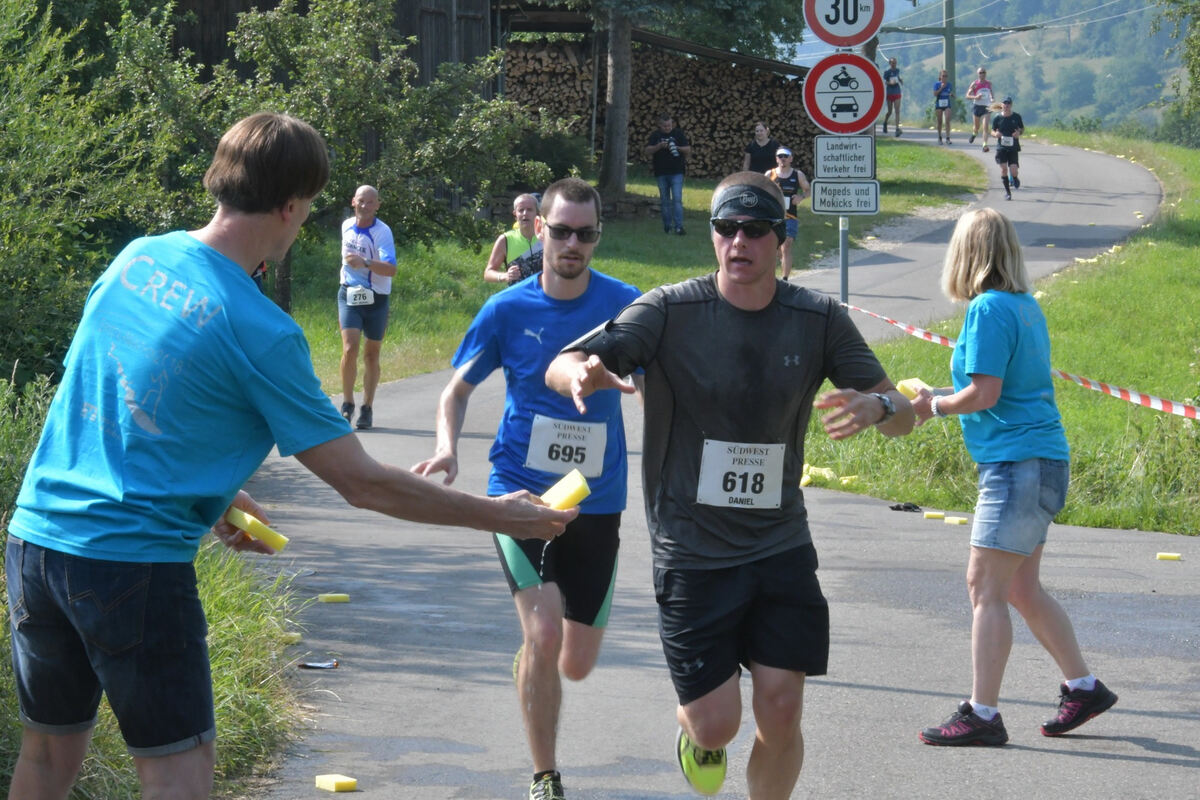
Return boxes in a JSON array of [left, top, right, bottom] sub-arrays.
[[513, 127, 594, 184]]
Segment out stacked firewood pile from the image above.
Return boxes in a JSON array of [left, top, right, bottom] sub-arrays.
[[504, 41, 820, 181]]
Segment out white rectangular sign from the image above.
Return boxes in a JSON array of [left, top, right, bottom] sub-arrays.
[[810, 180, 880, 215], [813, 135, 875, 179]]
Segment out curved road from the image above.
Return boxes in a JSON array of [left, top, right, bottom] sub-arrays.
[[247, 135, 1195, 799]]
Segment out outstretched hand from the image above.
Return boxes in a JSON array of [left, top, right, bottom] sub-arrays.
[[492, 491, 579, 540], [565, 354, 635, 414], [412, 451, 459, 485], [814, 388, 883, 440]]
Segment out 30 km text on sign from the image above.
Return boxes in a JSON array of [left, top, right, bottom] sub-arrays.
[[803, 0, 885, 47]]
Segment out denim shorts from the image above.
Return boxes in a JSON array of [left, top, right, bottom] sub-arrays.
[[6, 537, 216, 756], [337, 285, 391, 341], [971, 458, 1069, 556]]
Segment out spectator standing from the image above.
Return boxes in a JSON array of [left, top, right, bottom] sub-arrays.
[[991, 96, 1025, 200], [644, 113, 691, 236], [742, 121, 781, 173], [484, 193, 543, 285], [882, 57, 904, 137], [933, 69, 954, 144], [911, 208, 1117, 747], [765, 147, 811, 280], [338, 184, 397, 430], [966, 68, 994, 151], [3, 112, 573, 800]]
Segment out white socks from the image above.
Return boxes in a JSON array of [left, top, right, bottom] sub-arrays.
[[1065, 674, 1097, 692], [969, 701, 1000, 721]]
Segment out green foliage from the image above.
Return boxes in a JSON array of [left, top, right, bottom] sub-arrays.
[[1155, 0, 1200, 113], [230, 0, 554, 248], [513, 128, 594, 183]]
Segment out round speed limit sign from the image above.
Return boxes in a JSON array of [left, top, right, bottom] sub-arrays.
[[803, 0, 885, 47]]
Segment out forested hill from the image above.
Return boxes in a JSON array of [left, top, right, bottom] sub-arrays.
[[871, 0, 1182, 128]]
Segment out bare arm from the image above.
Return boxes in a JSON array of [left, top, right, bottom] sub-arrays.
[[483, 235, 514, 283], [210, 489, 276, 555], [344, 251, 397, 278], [813, 379, 915, 440], [411, 370, 475, 484], [742, 152, 751, 171], [911, 374, 1002, 425], [296, 433, 575, 539]]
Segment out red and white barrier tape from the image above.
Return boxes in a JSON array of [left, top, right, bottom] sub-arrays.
[[842, 303, 1200, 420]]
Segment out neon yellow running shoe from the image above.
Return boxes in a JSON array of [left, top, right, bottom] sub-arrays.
[[676, 727, 726, 796]]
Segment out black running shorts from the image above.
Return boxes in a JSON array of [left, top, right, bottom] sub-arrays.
[[654, 543, 829, 705], [493, 512, 620, 628]]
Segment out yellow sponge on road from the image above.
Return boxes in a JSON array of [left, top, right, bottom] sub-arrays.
[[317, 593, 350, 603], [923, 511, 944, 520], [944, 516, 969, 525], [225, 507, 289, 552], [541, 469, 591, 510], [315, 774, 357, 792]]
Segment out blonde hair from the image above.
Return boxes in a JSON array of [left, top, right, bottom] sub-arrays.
[[941, 208, 1030, 302]]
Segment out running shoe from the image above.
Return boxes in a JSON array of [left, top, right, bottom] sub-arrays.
[[895, 127, 902, 137], [1041, 680, 1118, 736], [676, 228, 686, 236], [1005, 191, 1012, 200], [1012, 176, 1021, 189], [969, 133, 976, 143], [919, 701, 1009, 746], [676, 727, 726, 795], [938, 136, 943, 145], [340, 402, 354, 423], [946, 138, 952, 145], [356, 405, 373, 430], [528, 772, 565, 800], [982, 145, 989, 153]]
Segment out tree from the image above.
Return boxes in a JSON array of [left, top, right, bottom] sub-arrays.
[[1155, 0, 1200, 112], [1053, 62, 1096, 109]]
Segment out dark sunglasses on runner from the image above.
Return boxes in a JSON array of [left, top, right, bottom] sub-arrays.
[[542, 220, 601, 243], [710, 218, 781, 239]]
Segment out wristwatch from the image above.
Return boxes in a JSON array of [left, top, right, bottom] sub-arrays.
[[869, 392, 896, 424]]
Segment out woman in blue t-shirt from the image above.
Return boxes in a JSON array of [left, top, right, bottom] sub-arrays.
[[910, 209, 1118, 747], [933, 69, 954, 144]]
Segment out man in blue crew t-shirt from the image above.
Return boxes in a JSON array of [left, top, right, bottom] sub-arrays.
[[414, 177, 641, 800], [4, 112, 574, 800]]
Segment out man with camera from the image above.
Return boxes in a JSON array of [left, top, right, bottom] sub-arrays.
[[644, 113, 692, 236]]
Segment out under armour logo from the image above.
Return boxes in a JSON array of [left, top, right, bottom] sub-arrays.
[[739, 191, 759, 207], [679, 657, 705, 675], [783, 354, 801, 367], [524, 327, 544, 344]]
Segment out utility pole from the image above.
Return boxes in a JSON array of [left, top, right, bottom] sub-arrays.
[[880, 0, 1035, 98]]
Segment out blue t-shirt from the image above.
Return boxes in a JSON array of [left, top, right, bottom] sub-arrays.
[[9, 232, 350, 563], [452, 269, 641, 512], [933, 80, 953, 107], [340, 217, 397, 295], [951, 290, 1069, 464]]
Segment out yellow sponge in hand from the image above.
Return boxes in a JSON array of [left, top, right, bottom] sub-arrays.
[[896, 378, 932, 400], [225, 507, 289, 552], [541, 469, 591, 510], [315, 774, 357, 792]]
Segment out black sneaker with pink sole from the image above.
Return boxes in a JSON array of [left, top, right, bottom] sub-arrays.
[[1041, 679, 1118, 736], [920, 701, 1009, 746]]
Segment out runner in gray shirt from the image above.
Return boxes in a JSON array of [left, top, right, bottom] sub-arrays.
[[546, 171, 914, 798]]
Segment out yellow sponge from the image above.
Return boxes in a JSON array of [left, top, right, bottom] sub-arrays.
[[799, 474, 813, 487], [896, 378, 932, 400], [944, 516, 969, 525], [280, 631, 302, 644], [317, 593, 350, 603], [923, 511, 945, 520], [1156, 552, 1182, 561], [839, 475, 858, 485], [225, 507, 289, 552], [541, 469, 591, 510], [315, 774, 357, 792]]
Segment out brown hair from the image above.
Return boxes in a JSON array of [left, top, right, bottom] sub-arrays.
[[540, 177, 602, 223], [203, 112, 329, 213], [941, 208, 1031, 302]]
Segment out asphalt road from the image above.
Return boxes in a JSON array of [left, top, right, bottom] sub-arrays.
[[247, 130, 1196, 799]]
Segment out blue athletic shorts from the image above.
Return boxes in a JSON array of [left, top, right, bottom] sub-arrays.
[[971, 458, 1069, 555], [785, 217, 799, 239], [654, 543, 829, 705], [494, 512, 621, 628], [337, 286, 391, 341], [5, 537, 216, 756]]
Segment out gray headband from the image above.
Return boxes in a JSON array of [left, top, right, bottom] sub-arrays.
[[710, 184, 785, 221]]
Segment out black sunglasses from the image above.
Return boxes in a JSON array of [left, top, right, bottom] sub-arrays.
[[542, 219, 601, 243], [710, 218, 781, 239]]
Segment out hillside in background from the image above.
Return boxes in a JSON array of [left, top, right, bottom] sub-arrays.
[[794, 0, 1183, 129]]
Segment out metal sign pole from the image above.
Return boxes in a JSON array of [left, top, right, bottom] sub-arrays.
[[839, 216, 849, 304]]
